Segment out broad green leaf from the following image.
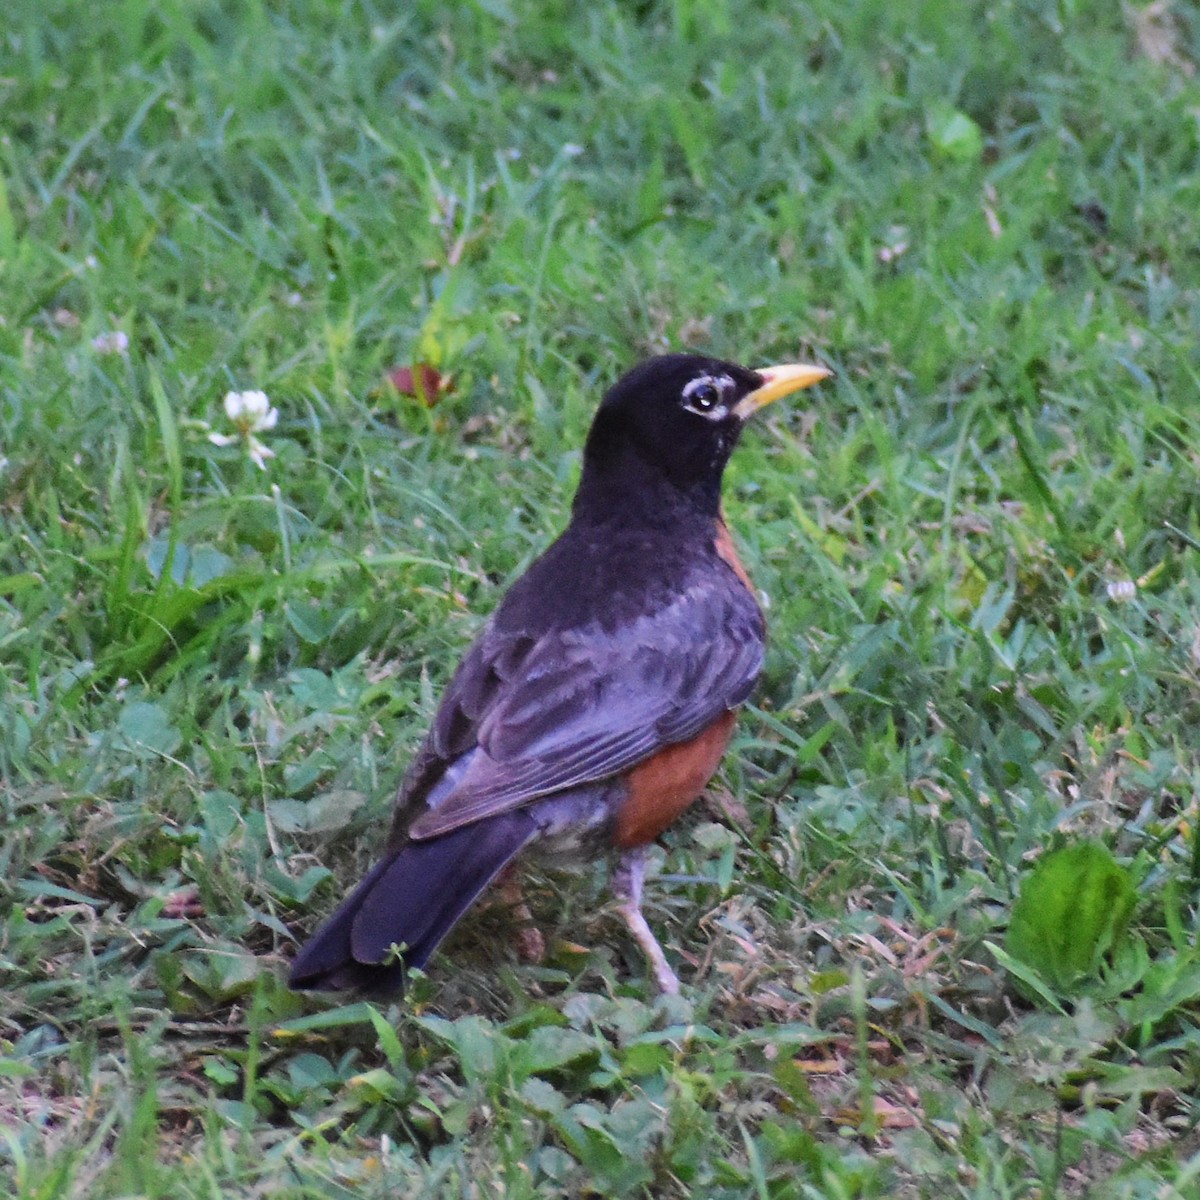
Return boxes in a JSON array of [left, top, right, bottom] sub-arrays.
[[927, 105, 984, 162], [117, 700, 181, 757], [1006, 842, 1137, 995], [521, 1026, 599, 1074]]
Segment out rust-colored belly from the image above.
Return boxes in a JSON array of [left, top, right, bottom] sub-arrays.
[[613, 709, 738, 848]]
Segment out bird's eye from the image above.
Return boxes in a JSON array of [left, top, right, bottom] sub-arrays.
[[682, 376, 725, 416]]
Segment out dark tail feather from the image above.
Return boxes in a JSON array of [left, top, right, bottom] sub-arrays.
[[288, 811, 537, 994]]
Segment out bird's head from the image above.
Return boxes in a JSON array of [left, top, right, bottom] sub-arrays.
[[579, 353, 831, 514]]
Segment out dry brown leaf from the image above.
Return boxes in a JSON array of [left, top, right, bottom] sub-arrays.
[[795, 1054, 846, 1075], [705, 786, 752, 829], [834, 1094, 922, 1129]]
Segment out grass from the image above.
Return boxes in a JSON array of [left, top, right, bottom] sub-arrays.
[[2, 0, 1200, 1194]]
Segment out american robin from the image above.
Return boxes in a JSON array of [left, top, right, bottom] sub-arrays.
[[289, 353, 830, 995]]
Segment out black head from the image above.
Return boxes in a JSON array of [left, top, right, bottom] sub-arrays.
[[577, 353, 829, 517]]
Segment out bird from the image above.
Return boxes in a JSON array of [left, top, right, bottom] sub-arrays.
[[288, 353, 831, 995]]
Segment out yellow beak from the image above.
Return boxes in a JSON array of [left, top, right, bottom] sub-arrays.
[[733, 362, 832, 420]]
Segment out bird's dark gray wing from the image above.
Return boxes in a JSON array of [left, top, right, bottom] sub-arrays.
[[397, 578, 763, 841]]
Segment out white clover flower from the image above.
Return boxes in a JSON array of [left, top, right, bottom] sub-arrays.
[[1106, 579, 1136, 603], [210, 390, 279, 470], [222, 390, 278, 432], [91, 330, 129, 355]]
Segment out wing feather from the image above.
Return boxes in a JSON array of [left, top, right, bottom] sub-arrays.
[[402, 575, 763, 840]]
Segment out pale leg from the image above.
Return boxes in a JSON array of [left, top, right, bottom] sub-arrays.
[[612, 846, 681, 995]]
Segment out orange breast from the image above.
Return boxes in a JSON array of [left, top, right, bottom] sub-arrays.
[[714, 517, 754, 591], [613, 710, 738, 848]]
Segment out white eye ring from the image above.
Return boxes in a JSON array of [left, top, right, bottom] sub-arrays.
[[682, 373, 732, 418]]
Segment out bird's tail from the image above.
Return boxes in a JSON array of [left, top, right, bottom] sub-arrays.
[[288, 811, 538, 993]]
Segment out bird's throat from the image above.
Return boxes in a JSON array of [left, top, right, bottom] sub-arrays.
[[575, 424, 727, 523]]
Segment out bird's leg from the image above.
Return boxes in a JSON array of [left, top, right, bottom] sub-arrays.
[[611, 846, 681, 995]]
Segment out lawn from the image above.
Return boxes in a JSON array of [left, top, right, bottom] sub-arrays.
[[2, 0, 1200, 1195]]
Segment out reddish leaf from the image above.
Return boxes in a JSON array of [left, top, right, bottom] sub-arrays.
[[387, 362, 448, 406]]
